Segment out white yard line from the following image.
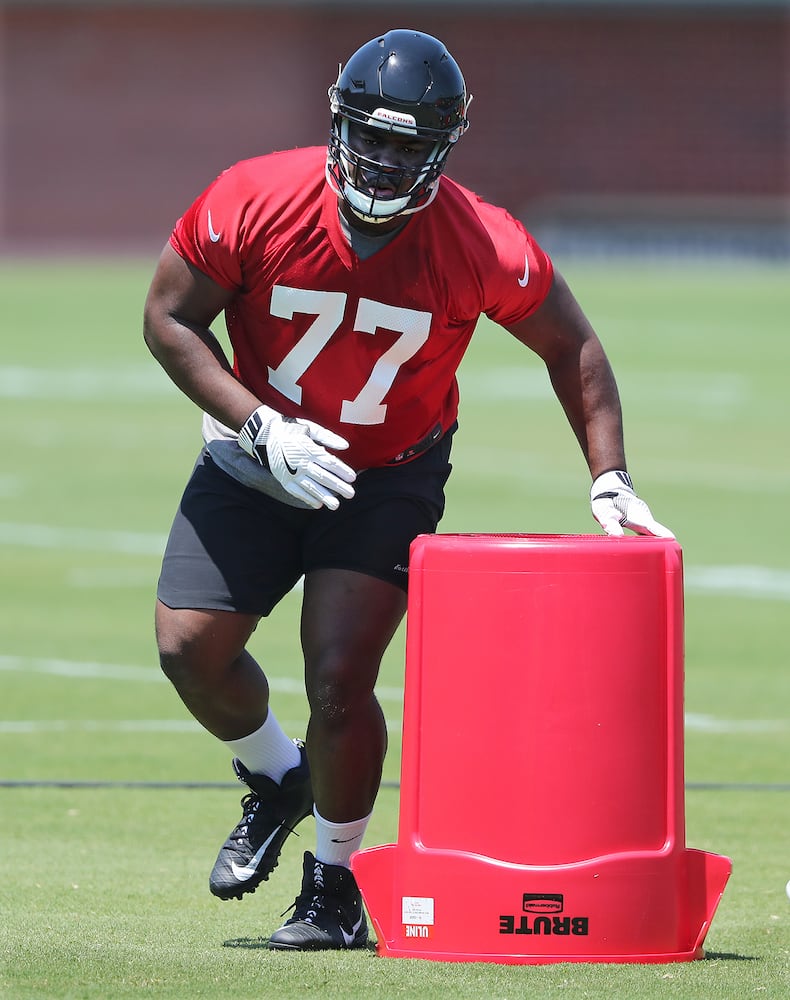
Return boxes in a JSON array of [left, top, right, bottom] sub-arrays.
[[3, 521, 790, 601], [0, 718, 403, 736], [684, 565, 790, 601], [0, 365, 174, 400], [0, 654, 167, 683], [0, 522, 168, 555], [0, 653, 404, 702], [684, 713, 788, 734], [459, 367, 749, 411], [0, 715, 781, 736], [0, 655, 785, 736]]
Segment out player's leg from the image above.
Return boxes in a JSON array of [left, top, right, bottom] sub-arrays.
[[267, 568, 404, 951], [156, 601, 313, 900], [268, 433, 453, 950], [300, 568, 406, 822], [155, 603, 265, 740], [155, 451, 311, 898]]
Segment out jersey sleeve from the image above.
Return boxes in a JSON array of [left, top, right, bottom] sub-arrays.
[[476, 202, 554, 328], [169, 163, 249, 291]]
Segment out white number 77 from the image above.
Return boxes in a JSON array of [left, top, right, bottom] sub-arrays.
[[267, 285, 431, 426]]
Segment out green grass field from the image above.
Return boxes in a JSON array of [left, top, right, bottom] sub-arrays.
[[1, 256, 788, 998]]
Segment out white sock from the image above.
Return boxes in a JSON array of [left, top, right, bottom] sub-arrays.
[[314, 807, 372, 869], [222, 712, 301, 783]]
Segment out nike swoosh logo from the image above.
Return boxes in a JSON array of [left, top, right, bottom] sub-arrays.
[[341, 913, 364, 947], [517, 252, 530, 287], [229, 824, 283, 880], [207, 209, 222, 243]]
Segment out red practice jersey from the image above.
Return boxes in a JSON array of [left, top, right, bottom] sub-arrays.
[[171, 147, 554, 470]]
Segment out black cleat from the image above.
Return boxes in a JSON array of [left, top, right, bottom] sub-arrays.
[[268, 852, 369, 951], [209, 741, 313, 900]]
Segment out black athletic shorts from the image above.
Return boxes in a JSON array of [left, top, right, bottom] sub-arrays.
[[157, 428, 454, 616]]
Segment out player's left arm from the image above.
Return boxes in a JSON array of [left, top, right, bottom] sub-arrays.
[[505, 269, 673, 538], [506, 270, 624, 478]]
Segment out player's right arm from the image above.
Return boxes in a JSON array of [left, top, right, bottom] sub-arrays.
[[143, 244, 355, 510], [143, 242, 261, 430]]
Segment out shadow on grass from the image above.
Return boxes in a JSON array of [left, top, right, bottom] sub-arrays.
[[223, 939, 754, 961], [224, 937, 269, 949], [703, 952, 759, 962], [223, 936, 378, 954]]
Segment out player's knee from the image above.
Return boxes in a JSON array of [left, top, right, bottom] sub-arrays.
[[156, 635, 196, 688], [306, 652, 378, 726], [154, 611, 206, 688]]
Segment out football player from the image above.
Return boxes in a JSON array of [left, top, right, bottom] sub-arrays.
[[143, 28, 673, 951]]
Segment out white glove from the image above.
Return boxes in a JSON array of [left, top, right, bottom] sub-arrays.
[[590, 470, 674, 538], [238, 405, 356, 511]]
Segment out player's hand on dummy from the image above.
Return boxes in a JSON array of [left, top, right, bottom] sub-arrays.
[[238, 405, 356, 510], [590, 470, 674, 538]]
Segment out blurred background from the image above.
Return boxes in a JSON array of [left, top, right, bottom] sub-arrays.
[[1, 0, 788, 260]]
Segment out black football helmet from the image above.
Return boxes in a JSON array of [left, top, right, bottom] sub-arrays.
[[327, 29, 470, 223]]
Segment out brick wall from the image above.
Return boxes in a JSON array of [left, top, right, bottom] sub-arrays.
[[1, 3, 787, 251]]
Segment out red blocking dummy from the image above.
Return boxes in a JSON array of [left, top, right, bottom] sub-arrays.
[[351, 534, 731, 963]]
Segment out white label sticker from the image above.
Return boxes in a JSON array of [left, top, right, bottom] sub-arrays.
[[401, 896, 435, 925]]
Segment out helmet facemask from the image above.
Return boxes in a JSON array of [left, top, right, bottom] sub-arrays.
[[327, 109, 453, 223], [326, 30, 470, 225]]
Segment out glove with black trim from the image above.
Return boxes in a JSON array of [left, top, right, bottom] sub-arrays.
[[238, 405, 356, 511], [590, 470, 674, 538]]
